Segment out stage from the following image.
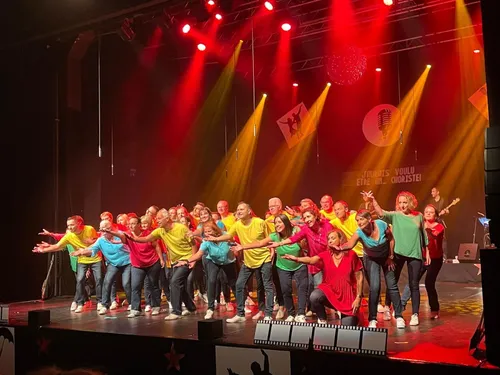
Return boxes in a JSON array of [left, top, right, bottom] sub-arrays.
[[3, 281, 497, 374]]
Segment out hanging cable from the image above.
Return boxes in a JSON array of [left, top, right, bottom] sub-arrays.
[[98, 36, 102, 157]]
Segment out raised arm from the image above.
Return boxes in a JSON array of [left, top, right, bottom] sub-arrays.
[[339, 232, 360, 251], [231, 236, 271, 252], [104, 229, 127, 243], [282, 254, 322, 265], [128, 232, 159, 243], [362, 191, 384, 217], [33, 241, 66, 253], [38, 229, 65, 241]]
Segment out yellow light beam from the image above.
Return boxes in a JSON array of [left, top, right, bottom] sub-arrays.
[[203, 95, 267, 206], [341, 66, 430, 206], [253, 84, 331, 205]]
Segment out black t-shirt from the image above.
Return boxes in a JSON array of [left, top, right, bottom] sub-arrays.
[[429, 197, 446, 212]]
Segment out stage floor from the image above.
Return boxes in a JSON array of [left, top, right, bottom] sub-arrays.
[[8, 282, 486, 369]]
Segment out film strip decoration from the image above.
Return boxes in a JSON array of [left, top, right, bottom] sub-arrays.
[[254, 320, 387, 356]]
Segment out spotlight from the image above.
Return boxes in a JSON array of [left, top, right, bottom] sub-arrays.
[[426, 64, 432, 69], [215, 13, 222, 20], [375, 68, 382, 72], [182, 24, 191, 34], [197, 43, 206, 51], [383, 0, 393, 5], [292, 82, 299, 87], [264, 1, 274, 11], [327, 82, 332, 87], [473, 49, 481, 54], [263, 93, 268, 98], [281, 22, 291, 31], [207, 0, 215, 5]]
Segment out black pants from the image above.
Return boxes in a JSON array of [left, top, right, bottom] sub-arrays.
[[309, 289, 358, 326], [401, 257, 443, 312], [272, 258, 284, 306], [386, 254, 422, 315]]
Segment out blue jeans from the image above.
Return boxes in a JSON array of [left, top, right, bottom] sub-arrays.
[[401, 257, 443, 312], [170, 264, 197, 315], [277, 265, 308, 316], [205, 260, 237, 310], [386, 254, 422, 315], [306, 271, 323, 310], [76, 261, 103, 305], [310, 289, 358, 326], [131, 261, 161, 311], [102, 264, 131, 308], [363, 254, 402, 320], [235, 262, 274, 317]]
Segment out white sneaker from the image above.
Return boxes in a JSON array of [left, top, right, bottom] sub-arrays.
[[285, 316, 295, 322], [245, 296, 255, 306], [204, 309, 214, 319], [110, 301, 118, 310], [145, 305, 152, 312], [128, 310, 141, 318], [252, 311, 264, 320], [317, 319, 327, 324], [383, 306, 392, 321], [226, 315, 246, 323], [396, 317, 406, 328], [276, 308, 285, 320], [295, 315, 306, 323], [410, 313, 419, 326], [181, 310, 193, 316], [263, 316, 272, 321], [98, 307, 108, 315], [151, 307, 160, 316], [164, 313, 181, 321], [97, 303, 103, 311], [70, 302, 77, 311], [74, 305, 83, 313], [368, 320, 377, 328], [226, 303, 234, 312]]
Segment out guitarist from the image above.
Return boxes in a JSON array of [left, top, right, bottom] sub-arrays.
[[429, 187, 449, 260]]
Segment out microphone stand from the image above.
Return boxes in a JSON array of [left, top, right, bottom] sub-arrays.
[[472, 216, 477, 244]]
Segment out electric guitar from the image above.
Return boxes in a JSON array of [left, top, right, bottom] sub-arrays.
[[440, 198, 460, 216]]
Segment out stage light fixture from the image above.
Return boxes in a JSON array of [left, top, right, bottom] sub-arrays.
[[327, 82, 332, 87], [264, 1, 274, 11], [263, 93, 268, 98], [293, 82, 299, 87], [215, 13, 222, 20], [383, 0, 394, 6], [473, 49, 481, 54], [197, 43, 206, 51], [182, 24, 191, 34], [375, 68, 382, 72], [281, 22, 292, 31], [207, 0, 215, 6], [426, 64, 432, 69]]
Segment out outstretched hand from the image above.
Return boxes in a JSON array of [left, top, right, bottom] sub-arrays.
[[267, 241, 280, 249], [361, 191, 374, 202], [282, 254, 297, 261], [38, 229, 52, 237]]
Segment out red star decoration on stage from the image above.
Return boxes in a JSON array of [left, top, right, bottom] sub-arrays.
[[37, 337, 51, 355], [164, 343, 185, 372]]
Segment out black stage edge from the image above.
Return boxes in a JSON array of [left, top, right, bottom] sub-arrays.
[[9, 324, 494, 375]]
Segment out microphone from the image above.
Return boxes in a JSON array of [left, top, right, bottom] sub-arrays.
[[477, 212, 485, 217]]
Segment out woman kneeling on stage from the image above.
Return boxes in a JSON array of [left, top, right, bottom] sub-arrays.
[[175, 222, 237, 320], [282, 229, 363, 326]]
